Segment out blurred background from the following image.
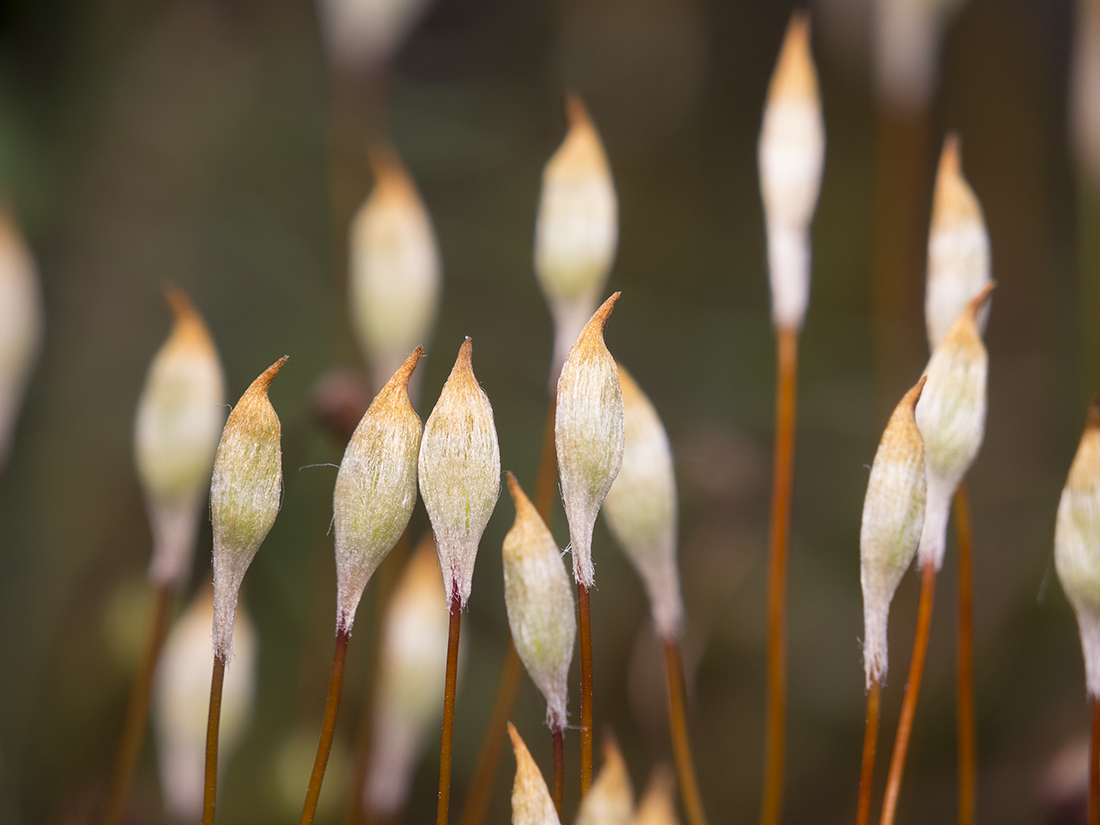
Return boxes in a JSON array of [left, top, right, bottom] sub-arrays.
[[0, 0, 1094, 822]]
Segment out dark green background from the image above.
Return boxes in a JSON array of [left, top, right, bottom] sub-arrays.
[[0, 0, 1093, 822]]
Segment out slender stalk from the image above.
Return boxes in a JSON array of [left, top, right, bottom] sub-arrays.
[[760, 324, 798, 825], [856, 679, 882, 825], [578, 581, 594, 796], [301, 629, 352, 824], [871, 104, 932, 412], [202, 653, 227, 825], [663, 639, 710, 825], [458, 400, 557, 825], [437, 593, 463, 825], [103, 581, 173, 825], [878, 561, 937, 825], [1091, 696, 1100, 825], [552, 725, 565, 817], [953, 483, 976, 825], [458, 644, 524, 825], [344, 530, 412, 825], [533, 400, 558, 521]]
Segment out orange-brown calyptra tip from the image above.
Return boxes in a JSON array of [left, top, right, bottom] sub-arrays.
[[1089, 394, 1100, 431], [163, 286, 217, 355], [255, 356, 288, 394], [576, 732, 634, 825], [932, 133, 983, 229], [906, 374, 928, 410], [633, 765, 679, 825], [563, 91, 593, 130], [508, 722, 560, 825], [965, 281, 996, 319], [551, 92, 610, 176], [584, 292, 620, 341], [367, 143, 418, 203], [767, 11, 818, 103], [381, 346, 423, 398]]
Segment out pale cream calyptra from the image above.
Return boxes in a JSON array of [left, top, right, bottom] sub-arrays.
[[333, 347, 424, 633], [1055, 400, 1100, 696], [364, 538, 452, 817], [601, 364, 685, 641], [632, 766, 680, 825], [0, 208, 42, 471], [134, 289, 226, 587], [502, 473, 576, 731], [348, 147, 441, 394], [534, 94, 618, 383], [873, 0, 966, 112], [860, 377, 928, 688], [924, 136, 992, 350], [576, 734, 634, 825], [154, 586, 255, 822], [418, 338, 501, 608], [758, 12, 825, 332], [315, 0, 435, 71], [914, 284, 993, 571], [507, 722, 560, 825], [210, 357, 286, 660], [556, 293, 625, 590]]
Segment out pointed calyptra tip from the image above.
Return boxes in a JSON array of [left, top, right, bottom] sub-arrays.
[[563, 90, 593, 131], [367, 143, 417, 202], [164, 284, 195, 321], [931, 133, 984, 229], [505, 471, 534, 519], [502, 472, 576, 731], [419, 337, 501, 608], [391, 345, 424, 391], [255, 356, 289, 393], [860, 377, 928, 688], [1089, 394, 1100, 431], [767, 11, 818, 104], [556, 296, 626, 589], [939, 132, 961, 176], [350, 146, 441, 392], [1056, 399, 1100, 697], [965, 280, 996, 319], [161, 286, 218, 354], [508, 722, 561, 825], [210, 359, 286, 659], [576, 733, 634, 825], [601, 364, 684, 641], [333, 348, 424, 633], [135, 289, 226, 586], [633, 765, 680, 825]]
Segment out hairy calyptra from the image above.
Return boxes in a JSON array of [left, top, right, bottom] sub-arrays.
[[333, 347, 423, 633], [210, 357, 287, 660], [555, 293, 625, 589], [860, 377, 928, 688], [134, 289, 226, 587], [418, 338, 501, 608]]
